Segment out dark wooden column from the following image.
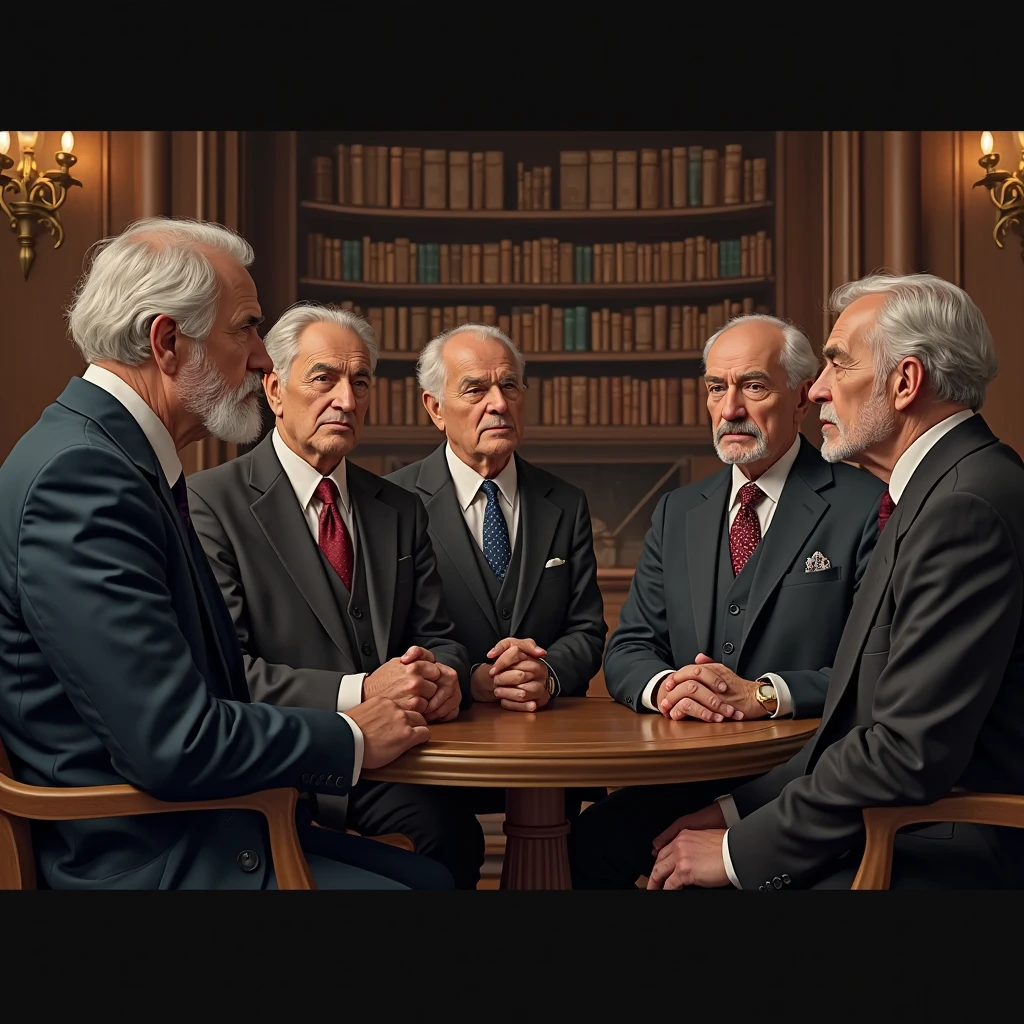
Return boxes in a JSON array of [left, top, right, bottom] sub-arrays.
[[138, 132, 172, 218], [882, 131, 922, 273]]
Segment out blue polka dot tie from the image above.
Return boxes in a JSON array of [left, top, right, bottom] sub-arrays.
[[480, 479, 511, 582]]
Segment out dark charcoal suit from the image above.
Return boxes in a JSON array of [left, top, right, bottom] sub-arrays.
[[0, 377, 451, 889], [386, 443, 608, 821], [570, 434, 887, 887], [726, 414, 1024, 890], [187, 432, 478, 886]]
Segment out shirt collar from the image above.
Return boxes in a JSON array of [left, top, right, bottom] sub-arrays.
[[729, 432, 801, 509], [444, 442, 518, 512], [272, 427, 350, 514], [887, 409, 975, 504], [82, 364, 182, 486]]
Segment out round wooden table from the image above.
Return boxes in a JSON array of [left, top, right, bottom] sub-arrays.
[[363, 697, 819, 890]]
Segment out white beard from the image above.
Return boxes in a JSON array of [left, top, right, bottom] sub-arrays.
[[819, 388, 895, 463], [178, 343, 264, 445]]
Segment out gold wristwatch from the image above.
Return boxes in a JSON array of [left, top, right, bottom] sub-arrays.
[[545, 666, 557, 696], [754, 679, 778, 715]]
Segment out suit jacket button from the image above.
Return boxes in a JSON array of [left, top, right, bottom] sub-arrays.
[[626, 696, 634, 706], [351, 606, 362, 619], [722, 642, 735, 655], [336, 777, 347, 789], [326, 775, 334, 785], [773, 876, 783, 889], [317, 774, 326, 786], [501, 607, 511, 620], [301, 773, 310, 785], [758, 885, 766, 892], [782, 874, 791, 885], [360, 643, 372, 656], [728, 603, 740, 615], [237, 850, 260, 872]]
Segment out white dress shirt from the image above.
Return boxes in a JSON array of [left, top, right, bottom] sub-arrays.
[[639, 433, 802, 715], [79, 369, 367, 787], [716, 409, 976, 888]]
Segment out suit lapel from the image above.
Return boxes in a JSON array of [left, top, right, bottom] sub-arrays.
[[348, 463, 397, 667], [686, 468, 730, 655], [740, 441, 831, 652], [510, 456, 562, 635], [416, 444, 501, 634], [248, 436, 355, 660]]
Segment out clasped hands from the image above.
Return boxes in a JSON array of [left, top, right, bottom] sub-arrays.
[[654, 652, 767, 722], [645, 802, 730, 890], [363, 645, 461, 723], [470, 636, 551, 712]]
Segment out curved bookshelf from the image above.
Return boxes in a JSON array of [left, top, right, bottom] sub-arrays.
[[301, 199, 774, 223]]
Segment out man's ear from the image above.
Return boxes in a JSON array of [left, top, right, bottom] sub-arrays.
[[150, 315, 181, 375], [263, 370, 284, 416], [892, 356, 926, 412], [423, 391, 444, 432]]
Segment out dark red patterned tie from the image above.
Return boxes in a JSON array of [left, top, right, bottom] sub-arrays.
[[878, 489, 895, 532], [315, 478, 353, 590], [730, 481, 766, 575]]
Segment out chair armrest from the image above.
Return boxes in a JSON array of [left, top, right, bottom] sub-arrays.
[[0, 774, 315, 890], [851, 793, 1024, 890]]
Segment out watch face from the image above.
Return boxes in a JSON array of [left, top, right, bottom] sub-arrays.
[[757, 682, 776, 702]]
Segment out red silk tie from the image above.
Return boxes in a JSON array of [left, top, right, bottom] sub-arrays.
[[315, 478, 353, 590], [729, 481, 766, 575], [878, 489, 895, 532]]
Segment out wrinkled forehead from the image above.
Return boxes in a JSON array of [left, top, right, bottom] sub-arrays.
[[444, 335, 519, 379]]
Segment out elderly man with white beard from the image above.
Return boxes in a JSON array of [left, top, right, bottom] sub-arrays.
[[0, 217, 453, 889], [570, 313, 887, 889]]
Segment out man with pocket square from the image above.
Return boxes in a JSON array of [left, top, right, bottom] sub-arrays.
[[570, 313, 887, 888], [386, 324, 608, 860]]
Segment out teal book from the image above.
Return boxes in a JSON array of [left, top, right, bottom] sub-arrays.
[[563, 307, 576, 351], [574, 245, 584, 284], [575, 305, 588, 351], [582, 246, 593, 284], [688, 145, 702, 207], [342, 240, 352, 282]]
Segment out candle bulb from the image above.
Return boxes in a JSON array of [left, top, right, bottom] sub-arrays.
[[17, 131, 38, 151], [0, 131, 9, 156], [1017, 131, 1024, 151], [60, 131, 74, 154], [980, 131, 994, 156]]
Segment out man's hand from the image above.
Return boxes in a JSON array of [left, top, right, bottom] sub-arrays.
[[651, 801, 727, 855], [345, 695, 430, 769], [363, 646, 441, 713], [486, 637, 551, 713], [655, 653, 765, 722], [409, 645, 461, 723], [470, 662, 498, 703], [647, 828, 730, 890]]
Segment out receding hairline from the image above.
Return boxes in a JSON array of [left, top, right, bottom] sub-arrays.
[[294, 319, 374, 361], [705, 321, 789, 373]]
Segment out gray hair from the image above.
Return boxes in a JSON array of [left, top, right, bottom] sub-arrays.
[[416, 323, 526, 405], [827, 272, 997, 410], [67, 216, 254, 366], [263, 302, 379, 384], [703, 313, 820, 390]]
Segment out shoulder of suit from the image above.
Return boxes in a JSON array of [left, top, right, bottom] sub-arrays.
[[517, 456, 585, 502], [186, 446, 254, 496], [826, 459, 888, 503], [352, 461, 422, 508], [381, 457, 423, 491]]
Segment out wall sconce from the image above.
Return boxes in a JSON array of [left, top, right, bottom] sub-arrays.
[[0, 131, 82, 279], [974, 130, 1024, 263]]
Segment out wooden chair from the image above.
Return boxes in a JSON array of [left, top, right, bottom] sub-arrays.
[[0, 735, 315, 890], [851, 793, 1024, 889]]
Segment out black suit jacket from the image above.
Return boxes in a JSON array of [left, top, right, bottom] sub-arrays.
[[728, 415, 1024, 889], [386, 444, 607, 697], [605, 436, 887, 717], [0, 378, 356, 889], [187, 432, 469, 713]]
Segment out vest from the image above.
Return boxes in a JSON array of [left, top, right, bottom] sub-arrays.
[[708, 513, 764, 673], [467, 514, 524, 635], [316, 542, 382, 674]]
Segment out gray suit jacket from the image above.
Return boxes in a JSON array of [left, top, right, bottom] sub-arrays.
[[605, 436, 887, 717], [0, 378, 356, 889], [727, 415, 1024, 889], [386, 444, 607, 697], [186, 433, 469, 716]]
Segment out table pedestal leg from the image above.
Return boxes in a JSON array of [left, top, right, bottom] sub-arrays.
[[500, 787, 571, 890]]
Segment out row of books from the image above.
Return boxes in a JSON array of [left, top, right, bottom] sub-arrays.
[[306, 233, 773, 286], [365, 375, 712, 428], [340, 297, 766, 354], [308, 143, 769, 211]]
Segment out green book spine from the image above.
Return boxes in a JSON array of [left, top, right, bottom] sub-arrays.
[[575, 305, 588, 351], [431, 243, 439, 284], [583, 246, 593, 284], [563, 307, 576, 351], [342, 240, 352, 282], [354, 240, 362, 281], [688, 146, 703, 207], [574, 245, 583, 284]]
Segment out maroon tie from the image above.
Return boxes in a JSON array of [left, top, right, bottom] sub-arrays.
[[878, 489, 895, 532], [315, 478, 353, 590], [730, 482, 766, 575]]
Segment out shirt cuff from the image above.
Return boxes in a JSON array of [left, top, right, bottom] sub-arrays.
[[337, 712, 364, 786], [337, 672, 367, 713], [715, 793, 741, 828], [722, 829, 742, 889], [641, 669, 675, 711], [539, 658, 560, 697], [758, 672, 793, 718]]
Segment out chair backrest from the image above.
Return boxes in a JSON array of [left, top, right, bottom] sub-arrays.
[[0, 735, 37, 889]]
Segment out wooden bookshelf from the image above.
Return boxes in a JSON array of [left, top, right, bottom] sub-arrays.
[[291, 131, 785, 569]]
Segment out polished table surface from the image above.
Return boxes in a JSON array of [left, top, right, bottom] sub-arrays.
[[363, 697, 820, 788]]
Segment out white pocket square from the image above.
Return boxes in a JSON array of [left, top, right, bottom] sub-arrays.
[[805, 551, 831, 572], [545, 557, 566, 568]]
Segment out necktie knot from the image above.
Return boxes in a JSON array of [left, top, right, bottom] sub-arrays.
[[738, 482, 765, 509], [878, 489, 896, 532], [480, 479, 500, 502], [315, 478, 339, 508]]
